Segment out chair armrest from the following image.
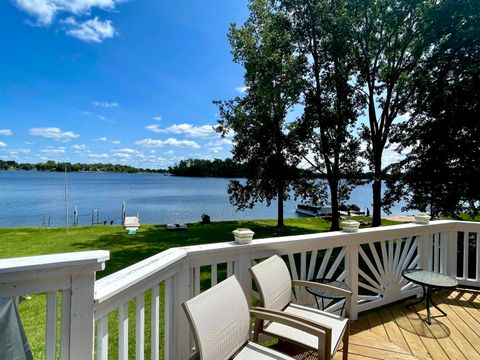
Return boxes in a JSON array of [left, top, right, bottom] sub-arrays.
[[251, 306, 333, 334], [291, 279, 352, 317], [292, 280, 352, 297], [250, 308, 331, 338], [250, 308, 332, 357]]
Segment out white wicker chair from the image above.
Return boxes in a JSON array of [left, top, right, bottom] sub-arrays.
[[183, 275, 328, 360], [250, 255, 351, 360]]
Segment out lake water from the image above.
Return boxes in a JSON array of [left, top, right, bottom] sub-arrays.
[[0, 171, 408, 228]]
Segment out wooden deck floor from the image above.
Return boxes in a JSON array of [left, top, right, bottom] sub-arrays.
[[276, 288, 480, 360]]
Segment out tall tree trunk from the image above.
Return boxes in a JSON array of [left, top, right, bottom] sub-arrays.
[[371, 152, 382, 227], [277, 187, 284, 227], [330, 182, 340, 231]]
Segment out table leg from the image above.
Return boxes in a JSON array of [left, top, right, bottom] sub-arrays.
[[406, 284, 426, 309], [426, 286, 431, 325], [430, 295, 447, 317]]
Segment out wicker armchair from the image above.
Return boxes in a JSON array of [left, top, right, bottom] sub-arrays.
[[183, 275, 328, 360], [250, 255, 351, 360]]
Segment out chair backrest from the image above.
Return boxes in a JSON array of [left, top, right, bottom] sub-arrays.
[[250, 255, 292, 311], [182, 276, 250, 360]]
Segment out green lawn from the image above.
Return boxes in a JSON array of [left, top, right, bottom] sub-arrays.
[[1, 217, 400, 359]]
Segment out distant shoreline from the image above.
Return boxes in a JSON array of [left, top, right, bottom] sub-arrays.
[[0, 169, 169, 174]]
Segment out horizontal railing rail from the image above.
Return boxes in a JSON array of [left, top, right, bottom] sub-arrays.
[[2, 220, 479, 360]]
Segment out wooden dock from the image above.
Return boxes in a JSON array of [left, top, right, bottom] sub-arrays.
[[124, 216, 140, 230]]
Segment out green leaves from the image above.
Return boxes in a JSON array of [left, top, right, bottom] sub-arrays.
[[215, 0, 306, 227]]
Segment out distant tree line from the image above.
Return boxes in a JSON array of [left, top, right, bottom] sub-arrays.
[[0, 160, 166, 173], [214, 0, 479, 229], [168, 158, 246, 177]]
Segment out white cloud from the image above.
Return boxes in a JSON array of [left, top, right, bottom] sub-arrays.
[[205, 139, 233, 153], [0, 129, 13, 136], [152, 116, 162, 121], [235, 86, 248, 94], [164, 150, 174, 155], [13, 0, 120, 25], [146, 123, 218, 138], [96, 136, 120, 144], [0, 141, 6, 148], [208, 146, 222, 153], [135, 138, 200, 149], [97, 115, 106, 121], [92, 101, 119, 108], [82, 111, 92, 116], [116, 148, 141, 155], [88, 153, 109, 159], [72, 144, 87, 150], [30, 127, 79, 142], [40, 146, 66, 155], [64, 17, 116, 43], [208, 139, 232, 146]]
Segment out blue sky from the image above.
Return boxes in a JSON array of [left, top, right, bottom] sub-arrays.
[[0, 0, 248, 169]]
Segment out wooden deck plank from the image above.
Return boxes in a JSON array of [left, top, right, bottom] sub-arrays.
[[411, 302, 464, 360], [276, 290, 480, 360], [389, 304, 432, 360], [348, 331, 412, 355], [401, 302, 450, 360], [366, 310, 389, 340], [333, 352, 378, 360], [351, 312, 370, 334], [430, 294, 480, 359], [440, 291, 480, 337], [463, 290, 480, 307], [275, 324, 420, 360], [346, 343, 418, 359], [378, 307, 411, 354]]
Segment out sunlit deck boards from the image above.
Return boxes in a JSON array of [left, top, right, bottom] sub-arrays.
[[275, 289, 480, 360]]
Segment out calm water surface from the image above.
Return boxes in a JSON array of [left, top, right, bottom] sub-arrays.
[[0, 171, 407, 228]]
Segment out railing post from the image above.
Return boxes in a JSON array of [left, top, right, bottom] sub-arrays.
[[69, 272, 98, 360], [0, 251, 109, 360], [420, 232, 431, 271], [446, 229, 458, 278], [347, 242, 359, 320], [235, 253, 253, 307], [168, 260, 191, 360]]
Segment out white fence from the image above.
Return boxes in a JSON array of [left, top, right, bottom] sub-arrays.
[[1, 220, 479, 359]]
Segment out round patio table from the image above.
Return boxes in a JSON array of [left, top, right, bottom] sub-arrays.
[[305, 278, 351, 316], [402, 269, 458, 325]]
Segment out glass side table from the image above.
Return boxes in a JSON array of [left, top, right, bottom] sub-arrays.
[[402, 269, 458, 325], [305, 278, 351, 316]]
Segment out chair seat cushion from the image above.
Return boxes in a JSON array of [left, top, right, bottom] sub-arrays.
[[234, 342, 294, 360], [263, 304, 348, 355]]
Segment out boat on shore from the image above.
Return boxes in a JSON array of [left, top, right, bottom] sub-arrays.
[[295, 203, 366, 217], [295, 203, 332, 217]]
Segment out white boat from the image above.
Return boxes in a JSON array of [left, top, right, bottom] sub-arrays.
[[295, 203, 332, 217]]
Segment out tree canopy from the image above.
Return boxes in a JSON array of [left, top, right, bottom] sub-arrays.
[[168, 158, 245, 178], [215, 0, 306, 227], [215, 0, 480, 223], [283, 0, 364, 230], [384, 0, 480, 217], [0, 160, 164, 173], [350, 0, 431, 226]]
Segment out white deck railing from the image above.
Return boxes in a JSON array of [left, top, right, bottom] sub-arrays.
[[1, 220, 479, 359]]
